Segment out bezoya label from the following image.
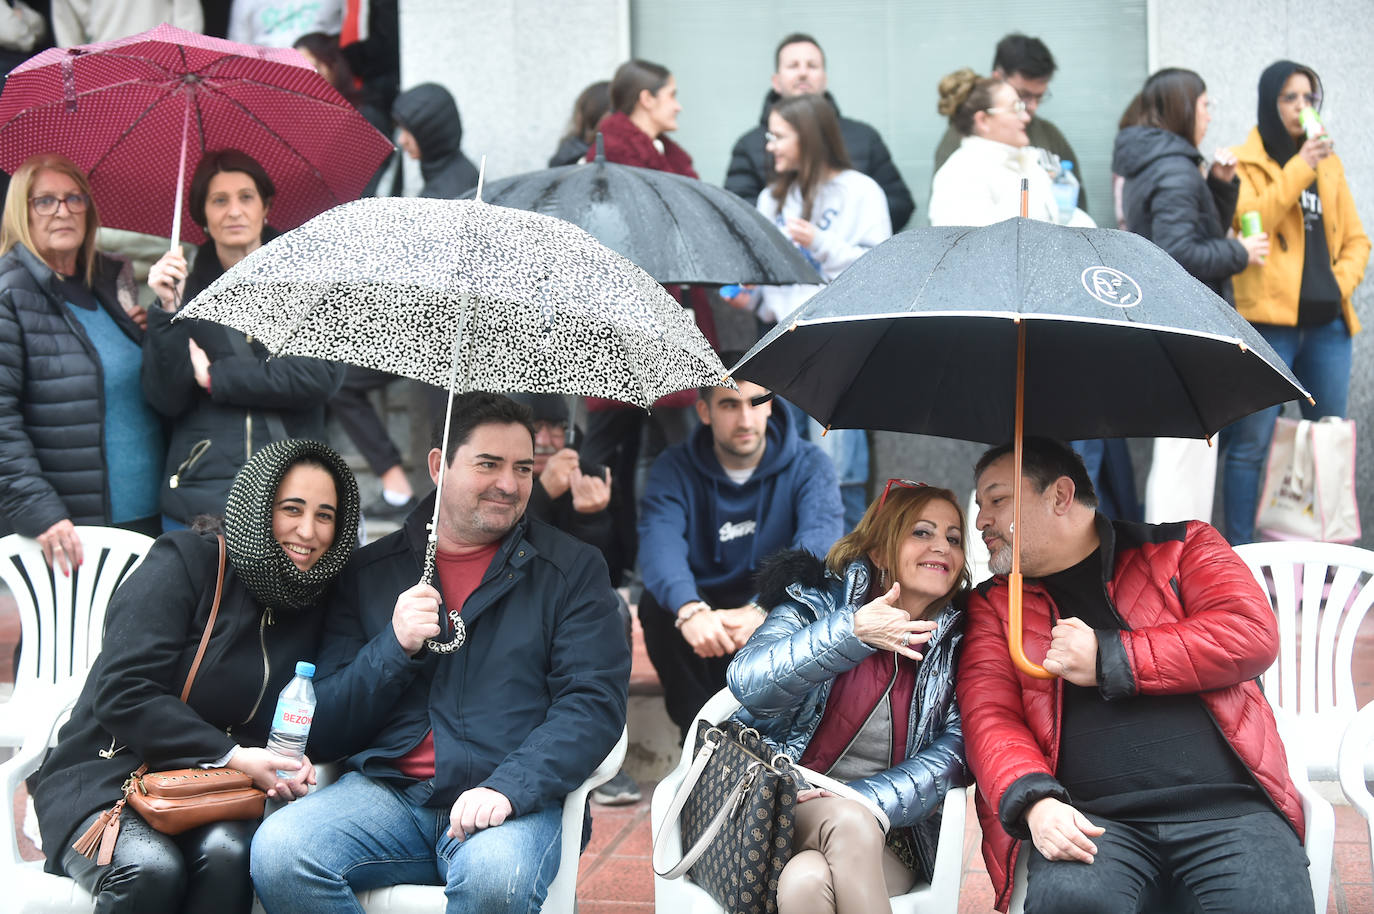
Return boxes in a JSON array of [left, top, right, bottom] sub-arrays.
[[273, 701, 313, 733]]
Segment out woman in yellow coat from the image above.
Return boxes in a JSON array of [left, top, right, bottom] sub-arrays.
[[1220, 60, 1369, 544]]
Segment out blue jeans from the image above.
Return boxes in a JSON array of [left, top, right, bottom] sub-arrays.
[[250, 772, 562, 914], [1219, 318, 1352, 544]]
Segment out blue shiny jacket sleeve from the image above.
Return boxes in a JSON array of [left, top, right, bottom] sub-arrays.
[[727, 600, 872, 716]]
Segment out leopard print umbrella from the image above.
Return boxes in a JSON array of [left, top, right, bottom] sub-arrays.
[[177, 196, 728, 407]]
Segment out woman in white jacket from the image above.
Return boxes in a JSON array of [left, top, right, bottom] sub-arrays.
[[730, 93, 891, 529], [929, 69, 1092, 228]]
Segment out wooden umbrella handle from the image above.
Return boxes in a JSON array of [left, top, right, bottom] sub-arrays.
[[1011, 308, 1054, 680]]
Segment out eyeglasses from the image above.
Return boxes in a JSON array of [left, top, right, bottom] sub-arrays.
[[1016, 88, 1050, 105], [532, 419, 568, 436], [878, 477, 928, 508], [1279, 92, 1322, 107], [764, 131, 787, 144], [985, 100, 1029, 116], [29, 193, 89, 216]]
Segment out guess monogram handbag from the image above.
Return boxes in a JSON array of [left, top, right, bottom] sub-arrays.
[[653, 718, 797, 914]]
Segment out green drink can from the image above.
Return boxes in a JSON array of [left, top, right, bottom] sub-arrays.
[[1299, 107, 1324, 139], [1240, 211, 1263, 238]]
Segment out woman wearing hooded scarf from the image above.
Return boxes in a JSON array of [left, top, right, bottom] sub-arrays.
[[30, 439, 360, 914], [1220, 60, 1370, 544]]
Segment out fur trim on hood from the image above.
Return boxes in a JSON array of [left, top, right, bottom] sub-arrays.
[[754, 548, 830, 610]]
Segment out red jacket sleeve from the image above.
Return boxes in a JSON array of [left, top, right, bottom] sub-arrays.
[[1106, 522, 1277, 698], [955, 588, 1056, 814]]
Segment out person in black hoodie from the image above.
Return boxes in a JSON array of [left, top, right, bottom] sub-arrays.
[[725, 33, 914, 231], [144, 151, 345, 530], [32, 438, 360, 914], [391, 82, 480, 199], [1219, 61, 1370, 544]]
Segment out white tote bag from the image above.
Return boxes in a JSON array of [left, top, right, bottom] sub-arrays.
[[1255, 417, 1361, 543]]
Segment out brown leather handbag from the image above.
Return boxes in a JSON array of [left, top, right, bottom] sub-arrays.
[[72, 535, 267, 864]]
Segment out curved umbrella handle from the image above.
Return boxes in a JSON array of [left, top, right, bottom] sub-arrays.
[[1009, 573, 1055, 679]]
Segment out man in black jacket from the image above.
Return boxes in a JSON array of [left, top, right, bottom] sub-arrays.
[[251, 392, 630, 912], [724, 33, 915, 230]]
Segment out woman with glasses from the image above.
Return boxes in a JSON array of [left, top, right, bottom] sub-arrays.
[[727, 480, 970, 913], [1113, 69, 1270, 531], [731, 92, 890, 528], [144, 150, 343, 531], [929, 68, 1091, 227], [0, 153, 163, 568], [1219, 61, 1369, 544]]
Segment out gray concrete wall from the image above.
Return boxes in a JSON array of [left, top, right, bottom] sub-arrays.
[[874, 0, 1374, 547], [398, 0, 628, 185]]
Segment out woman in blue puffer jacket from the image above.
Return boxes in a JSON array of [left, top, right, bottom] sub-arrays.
[[727, 481, 969, 914]]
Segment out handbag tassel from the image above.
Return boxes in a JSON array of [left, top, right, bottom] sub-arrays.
[[71, 798, 124, 865]]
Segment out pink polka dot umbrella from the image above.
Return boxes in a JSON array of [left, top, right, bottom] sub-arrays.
[[0, 24, 393, 246]]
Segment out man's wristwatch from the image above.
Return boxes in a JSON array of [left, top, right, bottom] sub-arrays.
[[674, 600, 711, 629]]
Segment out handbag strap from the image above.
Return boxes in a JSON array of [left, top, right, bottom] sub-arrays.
[[125, 534, 227, 786], [792, 763, 891, 833], [181, 534, 228, 702], [651, 734, 763, 880]]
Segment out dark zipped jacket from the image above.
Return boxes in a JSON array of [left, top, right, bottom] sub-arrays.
[[142, 234, 344, 524], [0, 244, 144, 535], [308, 494, 630, 815], [725, 89, 915, 230], [32, 531, 325, 869], [1113, 125, 1249, 302], [392, 82, 480, 199], [956, 516, 1303, 911], [728, 550, 966, 884]]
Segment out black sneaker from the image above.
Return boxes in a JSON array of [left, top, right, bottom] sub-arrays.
[[365, 494, 418, 521], [591, 770, 642, 806]]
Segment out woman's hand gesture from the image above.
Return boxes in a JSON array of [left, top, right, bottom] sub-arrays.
[[229, 747, 316, 800], [852, 582, 937, 660], [36, 518, 82, 576], [148, 248, 188, 311]]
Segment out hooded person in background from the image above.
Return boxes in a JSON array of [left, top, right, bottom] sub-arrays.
[[391, 83, 480, 199]]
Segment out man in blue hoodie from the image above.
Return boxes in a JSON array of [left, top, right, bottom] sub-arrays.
[[638, 375, 844, 737]]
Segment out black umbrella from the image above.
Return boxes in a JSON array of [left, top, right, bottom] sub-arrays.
[[730, 214, 1309, 677], [465, 136, 821, 286]]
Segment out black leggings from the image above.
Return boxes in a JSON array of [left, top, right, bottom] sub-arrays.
[[60, 807, 258, 914]]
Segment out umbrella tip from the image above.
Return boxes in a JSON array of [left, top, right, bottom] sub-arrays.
[[595, 132, 605, 163], [475, 155, 487, 202]]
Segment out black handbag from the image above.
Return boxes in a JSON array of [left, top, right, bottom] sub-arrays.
[[652, 718, 797, 914]]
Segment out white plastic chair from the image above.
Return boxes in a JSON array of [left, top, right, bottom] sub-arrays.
[[1003, 695, 1334, 913], [1234, 540, 1374, 780], [651, 689, 966, 914], [0, 526, 154, 748], [0, 694, 626, 914], [1338, 701, 1374, 876]]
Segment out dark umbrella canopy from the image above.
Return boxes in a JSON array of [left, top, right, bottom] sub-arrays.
[[466, 140, 821, 286], [732, 218, 1308, 443]]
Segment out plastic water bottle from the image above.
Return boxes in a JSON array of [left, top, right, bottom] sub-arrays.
[[1051, 160, 1080, 224], [265, 661, 316, 778]]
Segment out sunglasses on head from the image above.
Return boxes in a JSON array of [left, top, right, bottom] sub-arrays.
[[878, 477, 929, 508]]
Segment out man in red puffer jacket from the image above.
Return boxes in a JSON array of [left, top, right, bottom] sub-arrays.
[[957, 437, 1312, 914]]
